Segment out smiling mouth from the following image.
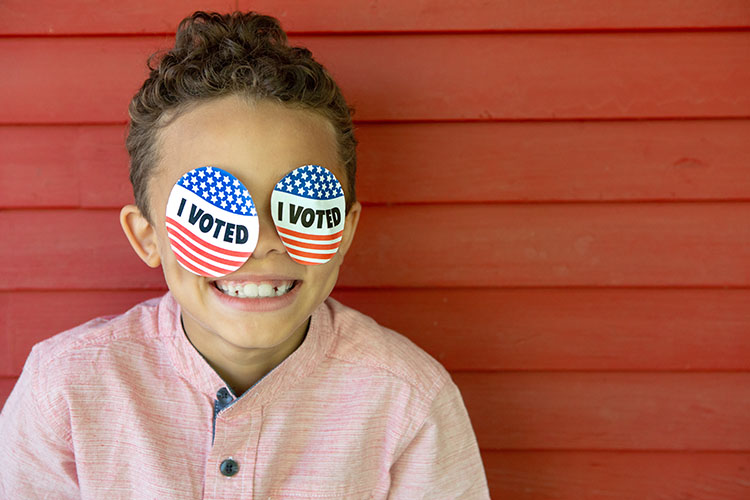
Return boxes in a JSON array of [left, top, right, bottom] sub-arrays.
[[212, 279, 298, 299]]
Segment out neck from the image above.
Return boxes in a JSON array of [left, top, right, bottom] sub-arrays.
[[181, 316, 309, 395]]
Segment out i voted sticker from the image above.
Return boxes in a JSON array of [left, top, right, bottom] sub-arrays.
[[271, 165, 346, 265], [165, 166, 259, 277]]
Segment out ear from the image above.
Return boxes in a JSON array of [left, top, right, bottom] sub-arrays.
[[120, 204, 161, 268], [337, 201, 361, 258]]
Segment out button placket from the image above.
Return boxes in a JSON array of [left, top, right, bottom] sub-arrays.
[[213, 387, 235, 445], [206, 403, 262, 496]]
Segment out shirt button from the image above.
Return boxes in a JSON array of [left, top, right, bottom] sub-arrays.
[[220, 458, 239, 477], [216, 387, 233, 405]]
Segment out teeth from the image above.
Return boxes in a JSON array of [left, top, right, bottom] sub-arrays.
[[258, 283, 274, 298], [215, 280, 295, 299], [242, 283, 258, 298]]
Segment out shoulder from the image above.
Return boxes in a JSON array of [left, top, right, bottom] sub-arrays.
[[28, 294, 165, 373], [322, 297, 450, 400], [15, 295, 168, 437]]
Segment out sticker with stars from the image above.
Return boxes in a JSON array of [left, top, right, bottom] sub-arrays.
[[271, 165, 346, 265], [165, 166, 259, 277]]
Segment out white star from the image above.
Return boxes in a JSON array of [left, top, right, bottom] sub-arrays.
[[294, 179, 301, 187], [224, 176, 230, 184], [227, 195, 234, 203], [211, 195, 217, 203], [233, 179, 239, 187], [216, 182, 223, 190], [198, 170, 205, 178], [250, 208, 257, 216], [221, 200, 227, 208], [206, 177, 214, 184], [200, 182, 206, 189], [305, 181, 311, 188], [308, 189, 314, 196], [214, 171, 221, 179], [191, 185, 199, 192], [241, 206, 247, 214], [276, 182, 284, 189], [210, 186, 216, 194], [301, 172, 308, 180], [206, 167, 213, 174], [234, 188, 241, 197], [286, 184, 294, 192], [218, 191, 225, 199], [202, 191, 209, 197], [231, 204, 237, 212]]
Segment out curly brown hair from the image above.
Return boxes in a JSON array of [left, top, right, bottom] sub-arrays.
[[126, 11, 357, 222]]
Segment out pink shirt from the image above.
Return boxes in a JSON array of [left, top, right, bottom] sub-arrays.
[[0, 293, 489, 499]]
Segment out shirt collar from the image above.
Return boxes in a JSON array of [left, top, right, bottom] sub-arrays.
[[158, 292, 335, 405]]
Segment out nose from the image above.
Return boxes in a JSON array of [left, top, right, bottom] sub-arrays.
[[249, 209, 287, 260]]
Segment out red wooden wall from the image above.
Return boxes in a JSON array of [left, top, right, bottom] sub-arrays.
[[2, 1, 750, 498]]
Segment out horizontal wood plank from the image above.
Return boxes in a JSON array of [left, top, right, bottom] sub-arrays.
[[333, 288, 750, 372], [483, 450, 750, 499], [0, 125, 132, 207], [4, 120, 750, 208], [1, 0, 748, 34], [2, 204, 750, 289], [455, 372, 750, 451], [346, 202, 750, 287], [358, 120, 750, 203], [2, 289, 749, 376], [1, 33, 749, 123]]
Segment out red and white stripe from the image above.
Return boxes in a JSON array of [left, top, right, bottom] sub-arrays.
[[276, 226, 344, 265], [165, 217, 252, 277]]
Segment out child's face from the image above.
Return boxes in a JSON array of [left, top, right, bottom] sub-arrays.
[[123, 95, 360, 354]]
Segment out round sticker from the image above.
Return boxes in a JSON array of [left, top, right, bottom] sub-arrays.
[[271, 165, 346, 265], [165, 166, 259, 277]]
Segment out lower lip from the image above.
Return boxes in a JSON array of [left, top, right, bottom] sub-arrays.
[[207, 281, 301, 312]]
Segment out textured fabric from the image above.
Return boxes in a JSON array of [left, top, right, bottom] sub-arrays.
[[0, 293, 489, 499]]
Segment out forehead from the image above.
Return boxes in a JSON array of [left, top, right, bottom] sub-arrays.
[[151, 95, 340, 202]]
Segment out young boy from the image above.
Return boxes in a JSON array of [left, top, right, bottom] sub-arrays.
[[0, 11, 489, 498]]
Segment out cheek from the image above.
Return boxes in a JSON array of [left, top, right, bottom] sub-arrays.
[[150, 223, 170, 257], [306, 259, 343, 293]]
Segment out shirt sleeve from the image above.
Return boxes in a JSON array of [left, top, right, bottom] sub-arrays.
[[0, 346, 79, 498], [387, 378, 491, 499]]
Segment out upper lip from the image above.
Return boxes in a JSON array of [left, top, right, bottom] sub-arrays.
[[209, 273, 300, 283]]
